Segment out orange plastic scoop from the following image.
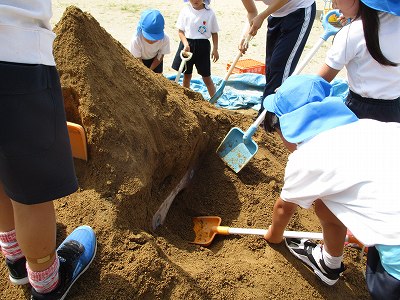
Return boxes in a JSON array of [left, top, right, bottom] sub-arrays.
[[67, 121, 88, 161]]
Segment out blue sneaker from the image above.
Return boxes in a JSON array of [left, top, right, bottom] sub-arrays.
[[31, 225, 97, 300]]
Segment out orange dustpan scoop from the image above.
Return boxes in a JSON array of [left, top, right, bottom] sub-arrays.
[[191, 216, 222, 247], [67, 122, 88, 161]]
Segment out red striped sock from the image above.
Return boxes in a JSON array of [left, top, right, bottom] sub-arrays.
[[27, 256, 60, 294], [0, 229, 24, 261]]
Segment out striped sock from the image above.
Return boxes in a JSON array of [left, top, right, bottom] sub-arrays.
[[27, 256, 60, 294], [0, 230, 24, 262]]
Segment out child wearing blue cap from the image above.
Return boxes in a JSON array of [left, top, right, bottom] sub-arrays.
[[317, 0, 400, 122], [130, 9, 171, 74], [262, 75, 400, 299], [171, 0, 220, 97]]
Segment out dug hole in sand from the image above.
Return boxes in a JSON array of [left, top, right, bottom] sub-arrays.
[[0, 6, 369, 300]]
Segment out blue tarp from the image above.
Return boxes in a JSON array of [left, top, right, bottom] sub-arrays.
[[166, 73, 349, 110]]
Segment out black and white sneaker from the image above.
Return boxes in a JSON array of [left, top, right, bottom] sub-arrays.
[[6, 256, 29, 285], [285, 238, 345, 286]]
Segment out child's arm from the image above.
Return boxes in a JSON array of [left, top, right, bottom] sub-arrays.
[[149, 55, 164, 71], [317, 64, 340, 83], [242, 0, 288, 36], [178, 30, 190, 52], [211, 32, 219, 62]]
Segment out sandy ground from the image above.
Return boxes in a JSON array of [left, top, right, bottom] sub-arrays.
[[51, 0, 346, 79]]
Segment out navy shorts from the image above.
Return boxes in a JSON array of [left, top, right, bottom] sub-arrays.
[[0, 62, 78, 205], [366, 246, 400, 300], [171, 39, 211, 77], [346, 90, 400, 122], [142, 57, 163, 74]]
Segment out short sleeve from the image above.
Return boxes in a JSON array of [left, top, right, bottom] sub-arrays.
[[129, 33, 141, 58], [325, 26, 351, 71], [160, 35, 171, 55], [176, 9, 186, 31], [281, 161, 322, 208], [209, 11, 220, 33]]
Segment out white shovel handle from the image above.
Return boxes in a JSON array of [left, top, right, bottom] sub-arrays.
[[175, 51, 193, 83], [224, 35, 252, 81], [224, 227, 324, 240], [292, 38, 325, 75], [292, 10, 341, 75]]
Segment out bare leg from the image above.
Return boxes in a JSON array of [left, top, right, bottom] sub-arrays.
[[314, 199, 347, 257], [12, 200, 57, 271], [183, 74, 192, 89], [202, 76, 216, 97]]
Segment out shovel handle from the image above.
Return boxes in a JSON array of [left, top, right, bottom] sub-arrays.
[[215, 226, 323, 240], [180, 50, 193, 61], [175, 51, 193, 83], [243, 110, 267, 142], [224, 35, 252, 81], [292, 10, 341, 75], [214, 226, 364, 248], [321, 10, 341, 41], [292, 38, 325, 75]]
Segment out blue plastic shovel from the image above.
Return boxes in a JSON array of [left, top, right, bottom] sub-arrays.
[[217, 10, 341, 173], [216, 110, 266, 173]]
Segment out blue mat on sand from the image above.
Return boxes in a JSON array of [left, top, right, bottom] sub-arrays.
[[166, 73, 349, 110]]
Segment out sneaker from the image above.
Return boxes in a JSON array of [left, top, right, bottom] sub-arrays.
[[285, 238, 345, 286], [6, 256, 29, 285], [31, 225, 97, 300]]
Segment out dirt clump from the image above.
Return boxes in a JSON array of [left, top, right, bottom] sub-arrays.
[[0, 6, 369, 300]]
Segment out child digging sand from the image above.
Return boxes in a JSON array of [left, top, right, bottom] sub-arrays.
[[130, 9, 171, 74]]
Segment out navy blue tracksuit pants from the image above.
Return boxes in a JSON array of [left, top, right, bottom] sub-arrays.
[[261, 2, 316, 112]]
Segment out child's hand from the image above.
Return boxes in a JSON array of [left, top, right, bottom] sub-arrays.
[[212, 49, 219, 63], [239, 38, 248, 54], [183, 43, 191, 53], [338, 15, 350, 26], [248, 14, 264, 36]]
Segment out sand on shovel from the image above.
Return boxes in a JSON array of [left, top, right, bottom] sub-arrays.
[[0, 6, 369, 300]]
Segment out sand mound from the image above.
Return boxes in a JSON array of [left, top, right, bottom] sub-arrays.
[[0, 6, 369, 300]]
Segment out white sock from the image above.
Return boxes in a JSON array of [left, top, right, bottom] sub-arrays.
[[321, 245, 343, 270]]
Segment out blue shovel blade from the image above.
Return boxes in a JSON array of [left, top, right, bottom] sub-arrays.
[[209, 81, 226, 104], [216, 127, 258, 173]]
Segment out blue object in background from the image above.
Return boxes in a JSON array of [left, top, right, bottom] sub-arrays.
[[167, 73, 349, 110]]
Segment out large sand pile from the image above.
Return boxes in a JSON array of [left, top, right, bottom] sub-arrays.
[[1, 6, 369, 300]]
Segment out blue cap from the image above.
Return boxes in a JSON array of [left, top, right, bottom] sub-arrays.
[[361, 0, 400, 15], [138, 9, 165, 41], [263, 75, 358, 143]]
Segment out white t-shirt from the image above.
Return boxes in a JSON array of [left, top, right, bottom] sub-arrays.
[[281, 119, 400, 247], [0, 0, 56, 65], [325, 13, 400, 100], [176, 4, 220, 39], [130, 32, 170, 60], [255, 0, 315, 17]]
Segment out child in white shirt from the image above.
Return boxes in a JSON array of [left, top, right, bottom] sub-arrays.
[[130, 9, 170, 74], [317, 0, 400, 122], [172, 0, 219, 97]]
